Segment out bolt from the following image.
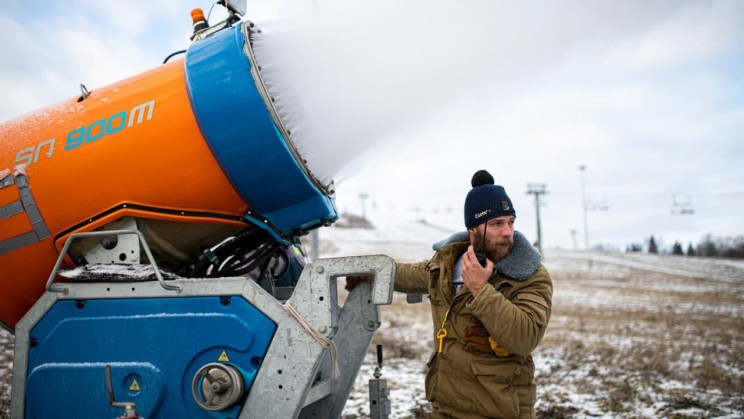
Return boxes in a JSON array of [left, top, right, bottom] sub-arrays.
[[315, 266, 324, 273], [368, 321, 376, 328]]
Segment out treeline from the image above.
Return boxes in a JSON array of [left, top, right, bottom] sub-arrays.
[[627, 234, 744, 259]]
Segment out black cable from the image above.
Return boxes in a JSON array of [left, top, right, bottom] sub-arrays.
[[163, 49, 187, 64], [219, 241, 280, 277], [187, 228, 266, 277]]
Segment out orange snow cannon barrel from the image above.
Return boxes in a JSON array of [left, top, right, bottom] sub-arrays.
[[0, 22, 337, 331]]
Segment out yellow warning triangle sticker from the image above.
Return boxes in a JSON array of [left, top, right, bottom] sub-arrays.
[[129, 379, 141, 391], [218, 350, 230, 362]]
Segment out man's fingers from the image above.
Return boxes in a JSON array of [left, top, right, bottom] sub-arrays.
[[463, 245, 477, 267]]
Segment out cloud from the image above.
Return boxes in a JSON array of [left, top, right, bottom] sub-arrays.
[[0, 1, 194, 120]]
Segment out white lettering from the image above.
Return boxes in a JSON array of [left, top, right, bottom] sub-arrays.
[[128, 100, 155, 127], [474, 209, 491, 219], [14, 138, 55, 170]]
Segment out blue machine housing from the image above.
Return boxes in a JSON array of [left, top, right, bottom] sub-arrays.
[[185, 24, 338, 241], [24, 296, 276, 419]]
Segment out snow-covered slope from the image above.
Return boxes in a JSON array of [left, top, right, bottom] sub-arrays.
[[313, 210, 458, 262], [319, 210, 744, 419], [2, 211, 742, 419]]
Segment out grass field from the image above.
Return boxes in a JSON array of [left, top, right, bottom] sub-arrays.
[[341, 251, 744, 418], [2, 250, 742, 418]]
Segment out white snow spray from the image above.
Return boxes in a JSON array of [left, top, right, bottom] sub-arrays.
[[250, 0, 681, 190]]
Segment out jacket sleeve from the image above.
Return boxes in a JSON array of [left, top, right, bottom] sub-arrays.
[[466, 265, 553, 356], [393, 260, 431, 294]]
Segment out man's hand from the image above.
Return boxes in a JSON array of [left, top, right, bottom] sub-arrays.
[[462, 245, 493, 296], [344, 274, 373, 291]]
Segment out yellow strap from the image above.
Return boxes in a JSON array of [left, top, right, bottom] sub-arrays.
[[440, 307, 451, 329]]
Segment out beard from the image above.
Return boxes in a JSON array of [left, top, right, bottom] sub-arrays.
[[471, 229, 514, 262]]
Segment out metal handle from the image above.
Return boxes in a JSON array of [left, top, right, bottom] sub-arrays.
[[46, 229, 182, 293]]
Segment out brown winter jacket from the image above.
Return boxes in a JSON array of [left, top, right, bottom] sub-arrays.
[[394, 231, 552, 419]]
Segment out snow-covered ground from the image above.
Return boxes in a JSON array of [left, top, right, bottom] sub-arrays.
[[317, 211, 744, 418], [2, 209, 743, 418]]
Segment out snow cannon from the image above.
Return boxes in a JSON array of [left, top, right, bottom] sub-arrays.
[[7, 3, 399, 418], [0, 4, 337, 331]]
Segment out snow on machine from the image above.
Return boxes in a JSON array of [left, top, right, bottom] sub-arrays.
[[0, 2, 394, 417]]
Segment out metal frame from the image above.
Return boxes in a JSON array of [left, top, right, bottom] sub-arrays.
[[45, 229, 181, 293], [13, 229, 395, 418]]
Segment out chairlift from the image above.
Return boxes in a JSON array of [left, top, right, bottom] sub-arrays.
[[671, 194, 695, 215], [587, 196, 609, 211], [596, 196, 610, 211]]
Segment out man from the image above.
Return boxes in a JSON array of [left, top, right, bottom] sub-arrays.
[[351, 169, 552, 418]]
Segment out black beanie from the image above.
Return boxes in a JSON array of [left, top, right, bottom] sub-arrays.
[[464, 170, 515, 229]]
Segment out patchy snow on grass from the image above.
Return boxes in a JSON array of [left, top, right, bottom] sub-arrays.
[[1, 209, 742, 418], [326, 210, 744, 418], [0, 330, 11, 418]]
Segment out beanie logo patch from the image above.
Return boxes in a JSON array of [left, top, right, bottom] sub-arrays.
[[474, 209, 491, 219], [501, 201, 511, 211]]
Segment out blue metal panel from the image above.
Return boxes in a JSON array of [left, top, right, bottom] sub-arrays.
[[184, 24, 337, 238], [25, 296, 276, 419]]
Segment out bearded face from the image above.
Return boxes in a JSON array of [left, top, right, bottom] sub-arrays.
[[469, 216, 516, 262]]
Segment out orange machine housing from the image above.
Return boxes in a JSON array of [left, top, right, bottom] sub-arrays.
[[0, 22, 337, 330]]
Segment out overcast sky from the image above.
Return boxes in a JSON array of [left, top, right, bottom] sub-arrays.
[[1, 0, 742, 251]]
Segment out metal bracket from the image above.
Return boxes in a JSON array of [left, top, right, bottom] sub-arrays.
[[105, 365, 139, 418], [241, 255, 396, 418], [46, 229, 182, 294], [82, 218, 141, 264]]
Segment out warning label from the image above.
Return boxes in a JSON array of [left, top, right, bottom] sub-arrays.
[[129, 379, 141, 391]]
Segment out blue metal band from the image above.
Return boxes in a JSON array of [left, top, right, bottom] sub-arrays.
[[184, 24, 337, 237]]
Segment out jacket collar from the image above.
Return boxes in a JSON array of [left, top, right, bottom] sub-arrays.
[[431, 230, 541, 280]]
